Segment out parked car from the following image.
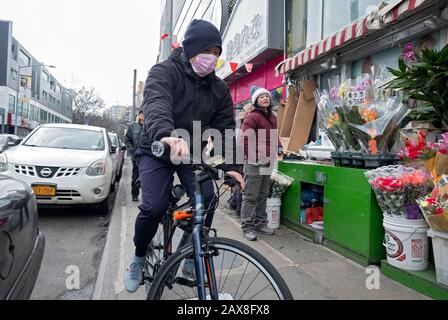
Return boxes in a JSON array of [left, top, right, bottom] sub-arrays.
[[0, 174, 45, 299], [0, 124, 116, 215], [108, 132, 126, 183], [0, 134, 21, 153]]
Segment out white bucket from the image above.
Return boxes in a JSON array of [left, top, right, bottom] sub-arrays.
[[383, 215, 429, 271], [427, 229, 448, 286], [266, 198, 281, 230]]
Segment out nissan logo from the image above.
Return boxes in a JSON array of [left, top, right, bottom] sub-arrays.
[[40, 168, 53, 178]]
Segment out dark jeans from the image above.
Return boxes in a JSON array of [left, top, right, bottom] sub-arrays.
[[134, 154, 217, 257], [131, 160, 140, 198]]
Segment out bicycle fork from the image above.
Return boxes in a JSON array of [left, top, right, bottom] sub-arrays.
[[193, 182, 218, 300]]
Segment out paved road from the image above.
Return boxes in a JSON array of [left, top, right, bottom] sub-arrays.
[[30, 178, 120, 300]]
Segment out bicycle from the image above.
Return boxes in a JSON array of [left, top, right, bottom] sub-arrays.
[[142, 141, 293, 300]]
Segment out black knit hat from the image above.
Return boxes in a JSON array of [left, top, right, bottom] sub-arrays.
[[182, 19, 222, 59]]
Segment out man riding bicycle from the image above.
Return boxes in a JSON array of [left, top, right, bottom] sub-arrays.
[[124, 19, 244, 293]]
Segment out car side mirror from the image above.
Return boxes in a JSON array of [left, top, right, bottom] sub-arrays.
[[121, 145, 127, 151], [110, 146, 117, 154], [14, 139, 23, 146], [8, 142, 16, 147]]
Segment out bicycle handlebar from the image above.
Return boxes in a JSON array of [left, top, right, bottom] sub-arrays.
[[151, 141, 238, 187]]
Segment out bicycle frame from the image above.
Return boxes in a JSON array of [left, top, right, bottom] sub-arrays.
[[192, 172, 219, 300]]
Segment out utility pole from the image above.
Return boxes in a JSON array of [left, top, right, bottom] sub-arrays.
[[132, 69, 137, 121], [163, 0, 173, 61]]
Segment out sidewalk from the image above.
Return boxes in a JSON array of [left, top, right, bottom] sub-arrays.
[[93, 158, 429, 300]]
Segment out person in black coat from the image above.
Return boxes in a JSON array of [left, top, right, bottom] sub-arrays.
[[124, 19, 244, 293], [124, 110, 144, 202]]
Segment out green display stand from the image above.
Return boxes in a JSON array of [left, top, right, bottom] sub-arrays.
[[278, 161, 386, 266]]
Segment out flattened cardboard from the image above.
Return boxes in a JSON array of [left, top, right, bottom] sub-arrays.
[[277, 100, 286, 134], [287, 89, 317, 153], [280, 87, 299, 138], [301, 79, 317, 100]]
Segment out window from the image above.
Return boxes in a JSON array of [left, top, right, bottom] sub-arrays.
[[11, 44, 17, 61], [19, 50, 30, 67], [8, 95, 16, 114], [40, 110, 48, 123], [57, 84, 62, 93], [29, 104, 34, 120], [34, 106, 40, 122], [41, 71, 50, 83], [42, 91, 48, 100], [10, 68, 18, 80], [291, 0, 381, 49], [24, 127, 106, 151], [22, 103, 29, 118], [18, 102, 23, 117], [287, 0, 307, 57], [323, 0, 379, 38]]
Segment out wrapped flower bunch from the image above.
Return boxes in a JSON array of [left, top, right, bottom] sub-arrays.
[[269, 170, 294, 199], [366, 166, 430, 219], [417, 193, 448, 232]]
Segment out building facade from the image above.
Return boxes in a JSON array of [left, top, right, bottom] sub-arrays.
[[0, 20, 73, 137], [216, 0, 285, 128], [159, 0, 234, 61]]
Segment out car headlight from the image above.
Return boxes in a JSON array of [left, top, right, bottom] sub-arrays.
[[86, 160, 106, 176], [0, 153, 8, 172]]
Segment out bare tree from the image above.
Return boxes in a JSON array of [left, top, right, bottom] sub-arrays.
[[72, 87, 105, 125]]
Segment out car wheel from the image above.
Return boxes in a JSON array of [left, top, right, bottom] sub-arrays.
[[97, 195, 110, 215], [110, 179, 116, 193]]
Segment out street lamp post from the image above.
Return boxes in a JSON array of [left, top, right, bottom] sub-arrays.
[[14, 64, 55, 136]]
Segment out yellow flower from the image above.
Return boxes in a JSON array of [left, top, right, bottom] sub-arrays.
[[420, 201, 429, 208]]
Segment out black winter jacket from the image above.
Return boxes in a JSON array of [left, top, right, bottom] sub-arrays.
[[138, 48, 239, 172], [124, 122, 143, 160]]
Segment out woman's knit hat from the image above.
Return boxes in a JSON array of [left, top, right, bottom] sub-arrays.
[[250, 86, 271, 105]]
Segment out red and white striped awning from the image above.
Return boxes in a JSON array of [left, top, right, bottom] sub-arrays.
[[382, 0, 429, 24], [276, 0, 433, 76]]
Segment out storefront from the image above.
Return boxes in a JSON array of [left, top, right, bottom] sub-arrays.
[[216, 0, 285, 124], [275, 0, 448, 299]]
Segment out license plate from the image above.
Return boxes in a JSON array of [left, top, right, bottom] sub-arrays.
[[32, 184, 57, 197]]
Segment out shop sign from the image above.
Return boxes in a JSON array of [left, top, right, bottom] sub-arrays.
[[217, 0, 268, 79], [347, 89, 366, 107]]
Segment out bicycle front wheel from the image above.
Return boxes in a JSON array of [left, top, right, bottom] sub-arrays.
[[147, 237, 293, 300]]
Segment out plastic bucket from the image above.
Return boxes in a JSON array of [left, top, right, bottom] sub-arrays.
[[383, 215, 429, 271], [427, 229, 448, 286], [266, 198, 281, 230]]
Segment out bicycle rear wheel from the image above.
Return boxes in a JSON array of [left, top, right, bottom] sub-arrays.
[[147, 237, 293, 300]]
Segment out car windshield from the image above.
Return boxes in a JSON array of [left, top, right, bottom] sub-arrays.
[[108, 134, 119, 148], [24, 127, 105, 151], [0, 136, 6, 145]]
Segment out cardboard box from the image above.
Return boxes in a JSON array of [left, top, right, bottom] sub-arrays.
[[280, 87, 300, 138], [277, 100, 286, 134], [301, 79, 317, 100], [286, 81, 317, 153]]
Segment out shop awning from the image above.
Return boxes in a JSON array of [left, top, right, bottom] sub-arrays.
[[275, 0, 433, 77]]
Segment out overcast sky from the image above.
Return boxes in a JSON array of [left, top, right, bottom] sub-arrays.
[[1, 0, 161, 106]]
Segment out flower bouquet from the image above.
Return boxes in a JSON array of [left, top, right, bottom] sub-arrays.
[[417, 193, 448, 232], [269, 170, 294, 199], [365, 166, 405, 217], [366, 165, 430, 218], [401, 167, 431, 219]]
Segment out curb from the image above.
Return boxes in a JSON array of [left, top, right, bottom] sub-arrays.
[[92, 163, 127, 300]]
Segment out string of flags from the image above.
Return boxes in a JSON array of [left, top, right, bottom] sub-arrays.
[[160, 33, 254, 74]]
